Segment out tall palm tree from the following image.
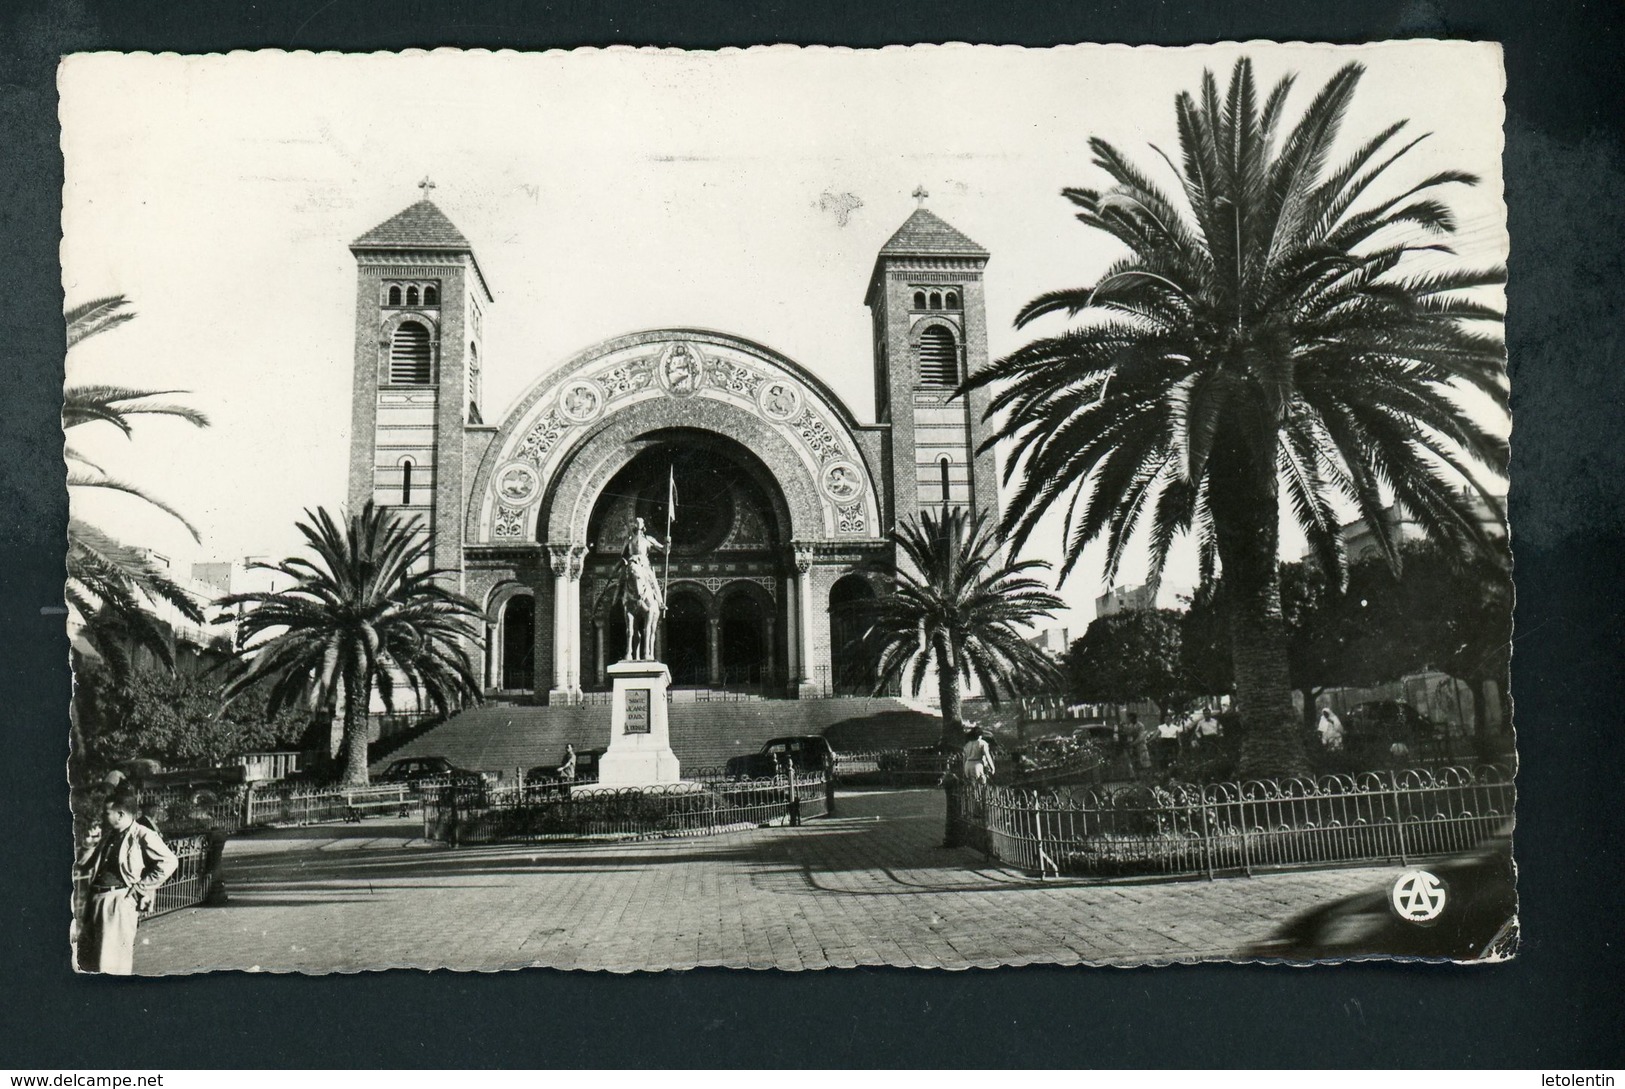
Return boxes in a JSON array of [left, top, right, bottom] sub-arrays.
[[219, 503, 485, 785], [963, 59, 1508, 776], [868, 507, 1065, 746], [64, 295, 210, 688]]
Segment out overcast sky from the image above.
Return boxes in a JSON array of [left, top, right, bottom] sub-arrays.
[[60, 42, 1508, 634]]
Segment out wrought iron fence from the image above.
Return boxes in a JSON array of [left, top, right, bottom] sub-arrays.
[[425, 771, 830, 845], [125, 784, 249, 836], [146, 834, 217, 916], [243, 783, 418, 826], [947, 765, 1514, 879]]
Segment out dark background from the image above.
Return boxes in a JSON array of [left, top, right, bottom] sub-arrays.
[[3, 0, 1622, 1069]]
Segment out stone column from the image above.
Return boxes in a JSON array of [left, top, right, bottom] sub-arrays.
[[795, 548, 815, 695], [785, 574, 801, 694], [566, 547, 585, 694], [707, 617, 722, 686], [594, 619, 606, 687], [546, 544, 577, 704], [764, 615, 777, 686]]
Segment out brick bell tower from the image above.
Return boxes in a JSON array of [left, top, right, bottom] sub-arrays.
[[864, 189, 999, 533], [347, 182, 493, 584]]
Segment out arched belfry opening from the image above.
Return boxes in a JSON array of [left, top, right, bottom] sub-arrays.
[[583, 429, 791, 692]]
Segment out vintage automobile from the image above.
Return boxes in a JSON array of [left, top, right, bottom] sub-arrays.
[[1345, 700, 1437, 740], [724, 736, 838, 780], [1239, 829, 1517, 961], [377, 756, 492, 792]]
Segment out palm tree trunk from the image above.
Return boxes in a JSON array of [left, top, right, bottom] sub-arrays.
[[1210, 432, 1309, 779], [1230, 603, 1305, 776], [341, 659, 371, 785], [936, 635, 964, 748]]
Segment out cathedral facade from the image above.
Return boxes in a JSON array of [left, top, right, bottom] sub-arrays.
[[345, 196, 998, 701]]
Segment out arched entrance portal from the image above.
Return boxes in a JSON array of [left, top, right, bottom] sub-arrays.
[[501, 595, 535, 691], [720, 587, 771, 687], [829, 574, 880, 696], [584, 429, 789, 691]]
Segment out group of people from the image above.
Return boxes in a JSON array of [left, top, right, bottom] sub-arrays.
[[73, 773, 178, 975], [1118, 707, 1226, 774]]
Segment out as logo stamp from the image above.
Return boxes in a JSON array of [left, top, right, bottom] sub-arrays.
[[1390, 869, 1448, 924]]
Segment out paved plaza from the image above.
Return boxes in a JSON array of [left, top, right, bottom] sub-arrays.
[[135, 788, 1401, 973]]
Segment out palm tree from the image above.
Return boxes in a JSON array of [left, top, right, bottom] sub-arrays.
[[65, 296, 209, 521], [963, 59, 1508, 776], [219, 503, 485, 785], [64, 296, 210, 684], [868, 507, 1065, 746]]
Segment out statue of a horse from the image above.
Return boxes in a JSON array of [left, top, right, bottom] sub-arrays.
[[617, 557, 663, 661]]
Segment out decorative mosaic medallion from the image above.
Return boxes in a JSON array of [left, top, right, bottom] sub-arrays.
[[757, 378, 802, 422], [557, 378, 605, 424], [822, 459, 865, 503], [658, 342, 704, 398], [494, 461, 540, 506]]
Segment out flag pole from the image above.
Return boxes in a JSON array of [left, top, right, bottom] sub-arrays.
[[663, 465, 674, 612]]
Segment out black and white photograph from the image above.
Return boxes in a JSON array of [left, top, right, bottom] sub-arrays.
[[59, 41, 1514, 975]]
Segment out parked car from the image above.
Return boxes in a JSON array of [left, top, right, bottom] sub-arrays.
[[725, 736, 838, 779], [1071, 723, 1116, 744], [377, 756, 492, 793], [1345, 700, 1437, 742], [1239, 829, 1516, 961]]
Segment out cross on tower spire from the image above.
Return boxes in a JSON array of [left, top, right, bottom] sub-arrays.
[[912, 185, 929, 207], [418, 176, 436, 197]]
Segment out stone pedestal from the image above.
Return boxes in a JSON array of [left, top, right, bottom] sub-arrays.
[[598, 660, 681, 787]]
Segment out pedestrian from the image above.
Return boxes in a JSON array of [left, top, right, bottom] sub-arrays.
[[1316, 708, 1345, 753], [559, 743, 577, 782], [1156, 716, 1181, 769], [961, 726, 995, 784], [1195, 706, 1221, 748], [1124, 712, 1152, 776], [75, 794, 178, 975]]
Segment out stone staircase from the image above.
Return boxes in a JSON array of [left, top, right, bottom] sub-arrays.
[[369, 696, 943, 778]]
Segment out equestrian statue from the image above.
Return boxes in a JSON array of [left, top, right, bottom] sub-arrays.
[[617, 517, 667, 660]]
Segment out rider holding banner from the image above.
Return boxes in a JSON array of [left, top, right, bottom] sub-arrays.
[[618, 467, 676, 661], [621, 516, 667, 614]]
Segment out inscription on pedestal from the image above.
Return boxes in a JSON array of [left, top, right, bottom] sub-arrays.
[[625, 689, 650, 733]]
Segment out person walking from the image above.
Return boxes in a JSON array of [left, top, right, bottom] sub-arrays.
[[961, 727, 995, 784], [559, 743, 577, 782], [75, 794, 178, 975]]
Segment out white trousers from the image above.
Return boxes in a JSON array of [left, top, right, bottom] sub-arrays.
[[79, 889, 138, 975]]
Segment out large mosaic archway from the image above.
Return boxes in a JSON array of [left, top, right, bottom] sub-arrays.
[[468, 330, 884, 547], [464, 329, 890, 700]]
